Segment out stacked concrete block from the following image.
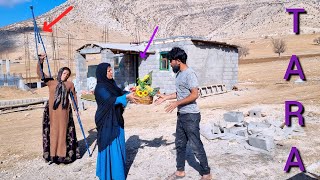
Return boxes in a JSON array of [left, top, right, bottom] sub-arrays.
[[248, 134, 274, 151], [101, 50, 115, 64], [247, 122, 271, 135], [223, 51, 239, 90], [146, 39, 239, 92], [147, 60, 175, 94], [223, 126, 248, 137], [236, 129, 248, 137], [114, 55, 137, 88], [182, 44, 238, 91], [260, 126, 286, 141], [199, 123, 215, 140], [224, 112, 244, 123], [264, 119, 283, 128], [249, 108, 262, 118], [213, 125, 221, 134], [6, 60, 10, 75], [75, 52, 88, 94]]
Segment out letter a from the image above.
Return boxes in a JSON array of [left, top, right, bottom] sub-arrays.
[[284, 55, 305, 81], [284, 147, 305, 172]]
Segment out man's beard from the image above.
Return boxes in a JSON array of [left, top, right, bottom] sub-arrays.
[[172, 65, 180, 73]]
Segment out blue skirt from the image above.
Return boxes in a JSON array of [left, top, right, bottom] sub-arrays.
[[96, 127, 126, 180]]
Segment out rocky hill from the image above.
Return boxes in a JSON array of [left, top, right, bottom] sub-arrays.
[[1, 0, 319, 60]]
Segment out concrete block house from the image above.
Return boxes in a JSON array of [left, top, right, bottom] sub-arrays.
[[75, 36, 239, 97]]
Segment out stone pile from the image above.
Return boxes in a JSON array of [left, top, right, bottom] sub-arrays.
[[200, 109, 305, 152]]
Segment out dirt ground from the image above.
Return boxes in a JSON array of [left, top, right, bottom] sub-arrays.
[[0, 55, 319, 179]]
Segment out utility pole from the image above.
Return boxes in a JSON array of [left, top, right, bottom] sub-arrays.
[[107, 23, 109, 42], [68, 34, 70, 68], [24, 33, 31, 83], [51, 18, 57, 77]]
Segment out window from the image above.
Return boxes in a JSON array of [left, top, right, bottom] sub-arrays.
[[160, 52, 169, 71], [114, 56, 120, 68]]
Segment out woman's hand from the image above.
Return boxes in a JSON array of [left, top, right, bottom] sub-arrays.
[[126, 92, 139, 104], [38, 54, 46, 64]]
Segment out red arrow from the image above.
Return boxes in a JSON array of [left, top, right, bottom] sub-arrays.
[[43, 6, 73, 32]]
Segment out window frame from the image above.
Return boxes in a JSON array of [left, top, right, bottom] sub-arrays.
[[159, 52, 170, 71]]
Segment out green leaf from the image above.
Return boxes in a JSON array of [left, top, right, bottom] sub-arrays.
[[149, 87, 160, 97]]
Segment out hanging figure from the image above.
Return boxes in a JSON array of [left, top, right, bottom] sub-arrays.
[[37, 54, 81, 164]]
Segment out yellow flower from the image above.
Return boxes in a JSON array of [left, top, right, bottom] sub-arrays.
[[145, 85, 153, 92], [136, 90, 143, 97], [142, 90, 149, 97], [142, 74, 150, 82]]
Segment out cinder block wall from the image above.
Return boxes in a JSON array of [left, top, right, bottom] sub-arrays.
[[114, 54, 136, 89], [75, 40, 238, 97], [139, 52, 176, 94], [184, 43, 238, 90], [75, 52, 88, 93], [139, 41, 192, 94], [140, 40, 238, 93]]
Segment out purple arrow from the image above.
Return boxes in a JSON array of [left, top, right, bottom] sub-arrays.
[[140, 26, 159, 59]]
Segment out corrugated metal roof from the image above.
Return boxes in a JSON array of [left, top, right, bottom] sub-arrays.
[[77, 43, 154, 53], [142, 36, 238, 48], [191, 39, 239, 48], [77, 36, 238, 54]]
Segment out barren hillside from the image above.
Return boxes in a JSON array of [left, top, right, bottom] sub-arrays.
[[1, 0, 320, 60]]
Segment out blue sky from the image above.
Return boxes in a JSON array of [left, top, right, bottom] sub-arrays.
[[0, 0, 67, 28]]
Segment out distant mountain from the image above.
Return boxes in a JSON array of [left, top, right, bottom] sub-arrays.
[[1, 0, 319, 60]]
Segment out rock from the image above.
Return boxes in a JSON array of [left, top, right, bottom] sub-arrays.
[[224, 112, 244, 123], [224, 127, 248, 137], [170, 149, 176, 155], [208, 134, 226, 140], [307, 112, 316, 117], [262, 126, 286, 141], [307, 161, 320, 177], [248, 134, 274, 151], [283, 124, 305, 137], [295, 78, 305, 84], [213, 125, 221, 134], [200, 124, 214, 140], [236, 129, 248, 137], [226, 122, 237, 128], [264, 119, 283, 128], [234, 123, 244, 127], [248, 108, 262, 118], [218, 121, 227, 128], [73, 166, 82, 172], [217, 121, 237, 132], [218, 133, 239, 140], [247, 122, 271, 135]]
